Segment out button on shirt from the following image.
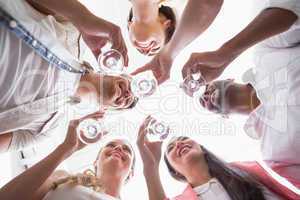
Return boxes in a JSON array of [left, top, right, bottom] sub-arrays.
[[243, 0, 300, 186], [0, 0, 85, 151]]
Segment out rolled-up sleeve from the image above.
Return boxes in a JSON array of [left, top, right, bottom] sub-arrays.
[[8, 128, 56, 152], [268, 0, 300, 18]]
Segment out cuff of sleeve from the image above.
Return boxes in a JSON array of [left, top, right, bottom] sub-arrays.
[[267, 0, 300, 18], [8, 130, 35, 152]]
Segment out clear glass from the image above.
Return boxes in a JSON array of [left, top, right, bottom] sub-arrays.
[[131, 71, 157, 98], [77, 119, 106, 144], [146, 117, 170, 142], [97, 49, 124, 74], [181, 72, 206, 97]]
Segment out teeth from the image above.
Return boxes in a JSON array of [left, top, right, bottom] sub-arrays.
[[180, 146, 190, 156]]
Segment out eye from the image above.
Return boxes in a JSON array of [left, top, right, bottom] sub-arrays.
[[167, 144, 175, 153], [106, 143, 115, 148], [123, 145, 132, 154]]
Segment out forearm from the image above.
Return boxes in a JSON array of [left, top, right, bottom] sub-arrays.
[[165, 0, 223, 59], [27, 0, 95, 29], [220, 8, 298, 59], [0, 144, 72, 200], [144, 168, 166, 200], [0, 132, 13, 153]]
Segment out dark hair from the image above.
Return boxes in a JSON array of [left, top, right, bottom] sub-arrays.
[[128, 96, 139, 109], [164, 143, 266, 200], [128, 5, 176, 44]]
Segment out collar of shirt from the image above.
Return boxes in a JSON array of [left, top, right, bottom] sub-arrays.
[[192, 178, 231, 200]]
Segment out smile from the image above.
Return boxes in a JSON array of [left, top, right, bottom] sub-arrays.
[[177, 145, 192, 157]]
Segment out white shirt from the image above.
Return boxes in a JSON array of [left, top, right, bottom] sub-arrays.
[[243, 0, 300, 187], [193, 178, 281, 200], [0, 0, 85, 151], [43, 184, 119, 200], [193, 178, 231, 200]]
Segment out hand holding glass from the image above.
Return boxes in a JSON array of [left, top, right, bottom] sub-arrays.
[[77, 119, 107, 144]]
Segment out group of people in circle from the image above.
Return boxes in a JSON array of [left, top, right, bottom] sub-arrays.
[[0, 0, 300, 199]]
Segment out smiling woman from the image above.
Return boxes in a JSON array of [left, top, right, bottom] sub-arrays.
[[0, 115, 136, 200], [127, 0, 177, 56], [43, 139, 136, 200]]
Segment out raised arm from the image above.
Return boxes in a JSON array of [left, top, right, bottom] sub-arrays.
[[182, 7, 298, 82], [132, 0, 223, 84], [26, 0, 129, 65], [165, 0, 223, 59], [0, 111, 104, 200], [136, 116, 166, 200]]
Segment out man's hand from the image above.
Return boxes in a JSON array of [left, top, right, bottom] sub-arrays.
[[182, 50, 235, 83], [131, 50, 173, 85], [76, 16, 129, 66]]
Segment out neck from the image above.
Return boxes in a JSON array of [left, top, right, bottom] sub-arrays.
[[97, 173, 123, 197], [185, 159, 212, 188], [132, 0, 159, 22], [229, 84, 260, 115], [76, 72, 101, 101]]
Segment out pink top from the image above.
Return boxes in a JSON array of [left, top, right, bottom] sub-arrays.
[[165, 162, 300, 200]]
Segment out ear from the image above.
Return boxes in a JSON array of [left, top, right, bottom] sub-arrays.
[[130, 168, 134, 178], [162, 19, 172, 29], [127, 21, 133, 30]]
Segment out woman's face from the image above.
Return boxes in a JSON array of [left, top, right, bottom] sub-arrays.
[[96, 139, 134, 179], [101, 75, 135, 109], [166, 137, 205, 176], [128, 18, 169, 56]]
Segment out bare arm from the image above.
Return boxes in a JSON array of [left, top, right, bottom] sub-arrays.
[[0, 143, 73, 200], [0, 111, 104, 200], [0, 132, 13, 153], [132, 0, 224, 84], [26, 0, 93, 28], [144, 168, 166, 200], [26, 0, 129, 65], [182, 8, 298, 82], [137, 116, 166, 200], [220, 8, 298, 60], [165, 0, 224, 59]]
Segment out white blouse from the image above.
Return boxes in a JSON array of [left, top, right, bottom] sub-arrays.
[[193, 178, 231, 200], [43, 184, 119, 200], [193, 178, 281, 200]]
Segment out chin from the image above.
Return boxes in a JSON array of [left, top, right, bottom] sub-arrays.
[[183, 150, 203, 163]]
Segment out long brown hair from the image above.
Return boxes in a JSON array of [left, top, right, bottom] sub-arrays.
[[164, 140, 266, 200]]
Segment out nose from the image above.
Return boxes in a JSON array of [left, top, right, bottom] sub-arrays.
[[175, 140, 185, 148], [114, 145, 123, 152]]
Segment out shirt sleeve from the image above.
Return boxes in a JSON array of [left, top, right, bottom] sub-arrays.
[[8, 128, 56, 152], [267, 0, 300, 18]]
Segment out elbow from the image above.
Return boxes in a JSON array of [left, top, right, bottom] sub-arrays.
[[211, 0, 224, 10]]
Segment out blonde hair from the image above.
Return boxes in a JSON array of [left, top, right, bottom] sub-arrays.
[[51, 169, 104, 192]]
